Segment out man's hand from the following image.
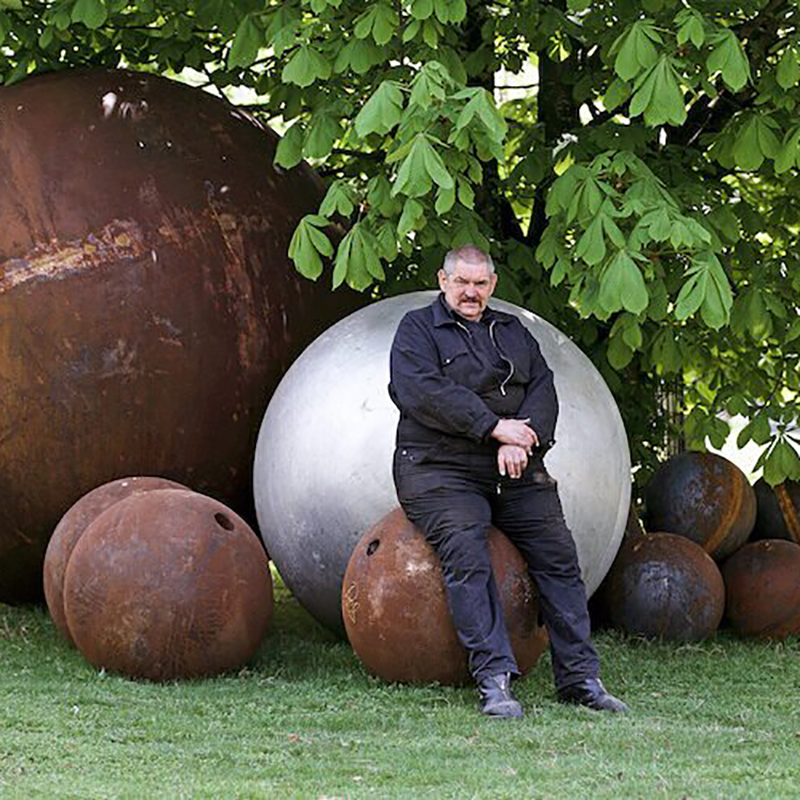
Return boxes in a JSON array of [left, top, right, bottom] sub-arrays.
[[497, 445, 528, 479], [490, 418, 539, 451]]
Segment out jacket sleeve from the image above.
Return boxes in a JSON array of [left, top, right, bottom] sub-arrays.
[[516, 326, 558, 448], [389, 313, 499, 442]]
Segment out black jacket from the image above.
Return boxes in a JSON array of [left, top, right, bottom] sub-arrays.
[[389, 294, 558, 465]]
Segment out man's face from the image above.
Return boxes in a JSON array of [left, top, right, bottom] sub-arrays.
[[438, 259, 497, 322]]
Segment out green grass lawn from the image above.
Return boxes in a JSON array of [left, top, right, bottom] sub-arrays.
[[1, 580, 799, 799]]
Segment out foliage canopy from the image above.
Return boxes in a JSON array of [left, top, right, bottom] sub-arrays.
[[2, 0, 800, 487]]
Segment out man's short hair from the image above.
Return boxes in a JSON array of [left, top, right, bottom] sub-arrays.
[[442, 245, 495, 276]]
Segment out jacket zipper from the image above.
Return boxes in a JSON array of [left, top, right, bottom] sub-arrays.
[[489, 320, 515, 397]]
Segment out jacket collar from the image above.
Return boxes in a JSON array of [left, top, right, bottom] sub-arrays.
[[431, 292, 512, 327]]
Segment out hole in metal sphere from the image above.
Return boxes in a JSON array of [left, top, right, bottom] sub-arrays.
[[366, 539, 380, 556], [214, 512, 234, 531]]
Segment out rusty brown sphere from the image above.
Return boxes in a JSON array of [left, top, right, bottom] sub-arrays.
[[44, 476, 188, 645], [644, 452, 756, 561], [0, 68, 357, 603], [604, 533, 725, 641], [721, 540, 800, 640], [751, 479, 800, 544], [63, 489, 273, 681], [342, 508, 548, 685]]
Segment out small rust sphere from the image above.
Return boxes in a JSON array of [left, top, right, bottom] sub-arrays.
[[751, 479, 800, 544], [44, 476, 188, 645], [64, 489, 272, 681], [604, 533, 725, 641], [342, 508, 548, 685], [722, 540, 800, 640], [644, 452, 756, 560]]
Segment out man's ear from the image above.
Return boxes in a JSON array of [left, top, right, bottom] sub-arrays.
[[437, 269, 448, 290], [489, 273, 498, 294]]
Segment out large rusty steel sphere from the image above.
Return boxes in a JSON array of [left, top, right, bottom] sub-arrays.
[[721, 540, 800, 640], [644, 452, 756, 561], [342, 507, 548, 685], [751, 479, 800, 544], [255, 291, 631, 634], [44, 476, 188, 645], [0, 68, 356, 604], [63, 489, 272, 681], [603, 533, 725, 641]]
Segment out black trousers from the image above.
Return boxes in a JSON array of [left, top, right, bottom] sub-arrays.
[[394, 450, 599, 691]]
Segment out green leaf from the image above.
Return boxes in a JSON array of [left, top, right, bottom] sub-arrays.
[[333, 223, 385, 290], [410, 61, 452, 108], [575, 215, 606, 266], [0, 0, 22, 9], [274, 123, 305, 169], [763, 439, 800, 486], [71, 0, 107, 29], [651, 328, 682, 373], [355, 81, 404, 137], [777, 46, 800, 90], [228, 14, 262, 69], [786, 316, 800, 342], [733, 116, 780, 171], [319, 181, 356, 218], [676, 9, 705, 49], [305, 114, 342, 158], [410, 0, 434, 20], [600, 249, 649, 314], [707, 30, 750, 92], [354, 3, 398, 46], [611, 18, 662, 82], [282, 45, 331, 88], [398, 198, 425, 236], [435, 185, 456, 214], [288, 215, 333, 280], [603, 78, 631, 112], [453, 87, 508, 142], [392, 135, 451, 198], [629, 56, 687, 127], [607, 334, 634, 369]]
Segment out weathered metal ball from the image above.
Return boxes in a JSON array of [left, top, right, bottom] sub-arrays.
[[721, 539, 800, 640], [751, 479, 800, 544], [341, 507, 548, 685], [603, 532, 725, 641], [44, 476, 188, 645], [0, 68, 356, 603], [254, 291, 631, 634], [63, 489, 272, 681], [644, 452, 756, 560]]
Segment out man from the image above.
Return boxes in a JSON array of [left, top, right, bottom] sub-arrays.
[[388, 244, 627, 718]]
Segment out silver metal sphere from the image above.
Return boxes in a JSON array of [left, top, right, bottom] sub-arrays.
[[254, 292, 631, 634]]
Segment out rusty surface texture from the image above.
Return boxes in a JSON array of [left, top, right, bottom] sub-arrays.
[[341, 507, 548, 685], [44, 476, 188, 645], [643, 452, 756, 561], [603, 532, 725, 641], [0, 68, 359, 603], [63, 489, 273, 681], [722, 539, 800, 640], [751, 479, 800, 544]]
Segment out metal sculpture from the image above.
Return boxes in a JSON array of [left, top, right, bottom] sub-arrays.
[[751, 479, 800, 544], [64, 489, 272, 681], [604, 532, 725, 641], [342, 507, 548, 685], [722, 539, 800, 640], [0, 68, 356, 603], [254, 292, 631, 634], [44, 476, 187, 644], [644, 452, 756, 560]]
